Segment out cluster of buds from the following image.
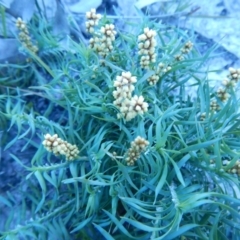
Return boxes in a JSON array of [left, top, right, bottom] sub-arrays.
[[89, 24, 117, 57], [42, 134, 79, 161], [113, 71, 136, 105], [202, 68, 239, 116], [181, 41, 194, 54], [175, 41, 193, 61], [199, 112, 206, 121], [222, 67, 240, 88], [210, 100, 220, 112], [86, 9, 116, 57], [85, 8, 102, 33], [174, 54, 184, 61], [147, 62, 171, 85], [113, 72, 149, 121], [147, 74, 159, 85], [216, 87, 229, 102], [15, 17, 38, 54], [118, 95, 149, 121], [215, 67, 240, 103], [200, 99, 220, 120], [157, 62, 172, 74], [223, 160, 240, 175], [125, 136, 149, 166], [138, 28, 157, 69]]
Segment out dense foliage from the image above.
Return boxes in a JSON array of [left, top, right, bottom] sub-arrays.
[[1, 3, 240, 240]]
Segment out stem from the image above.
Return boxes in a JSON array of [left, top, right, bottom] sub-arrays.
[[0, 5, 7, 38], [26, 49, 55, 78]]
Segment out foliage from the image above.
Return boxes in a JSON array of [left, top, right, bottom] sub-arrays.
[[0, 2, 240, 240]]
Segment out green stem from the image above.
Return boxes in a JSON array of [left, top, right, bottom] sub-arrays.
[[0, 5, 7, 38], [26, 48, 55, 78]]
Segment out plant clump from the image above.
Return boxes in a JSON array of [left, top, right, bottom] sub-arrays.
[[1, 5, 240, 240]]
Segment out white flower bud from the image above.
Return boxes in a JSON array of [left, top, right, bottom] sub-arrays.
[[138, 43, 143, 48], [53, 141, 58, 147], [144, 28, 149, 34], [229, 67, 236, 74], [144, 40, 150, 48], [138, 34, 147, 41], [146, 31, 153, 38]]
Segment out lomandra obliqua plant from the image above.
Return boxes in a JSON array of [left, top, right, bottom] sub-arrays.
[[1, 6, 240, 240]]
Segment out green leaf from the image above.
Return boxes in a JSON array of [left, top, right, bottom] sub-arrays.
[[34, 170, 46, 213], [154, 162, 168, 202], [92, 223, 115, 240], [169, 158, 185, 186], [102, 210, 137, 239], [120, 197, 157, 220], [180, 138, 220, 153], [10, 153, 29, 170], [162, 224, 199, 240], [0, 195, 12, 207], [71, 217, 93, 233], [43, 172, 57, 188], [121, 217, 168, 232]]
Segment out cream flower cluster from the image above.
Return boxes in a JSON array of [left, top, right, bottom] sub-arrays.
[[222, 67, 240, 88], [175, 40, 193, 61], [85, 8, 102, 33], [125, 136, 149, 166], [113, 72, 149, 121], [42, 134, 79, 161], [147, 62, 172, 85], [89, 24, 117, 57], [209, 100, 219, 112], [180, 41, 194, 54], [113, 71, 136, 106], [15, 17, 38, 54], [138, 28, 157, 69], [202, 67, 239, 120], [216, 87, 229, 102], [157, 62, 172, 73], [216, 67, 240, 102], [147, 74, 159, 85], [118, 95, 149, 121]]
